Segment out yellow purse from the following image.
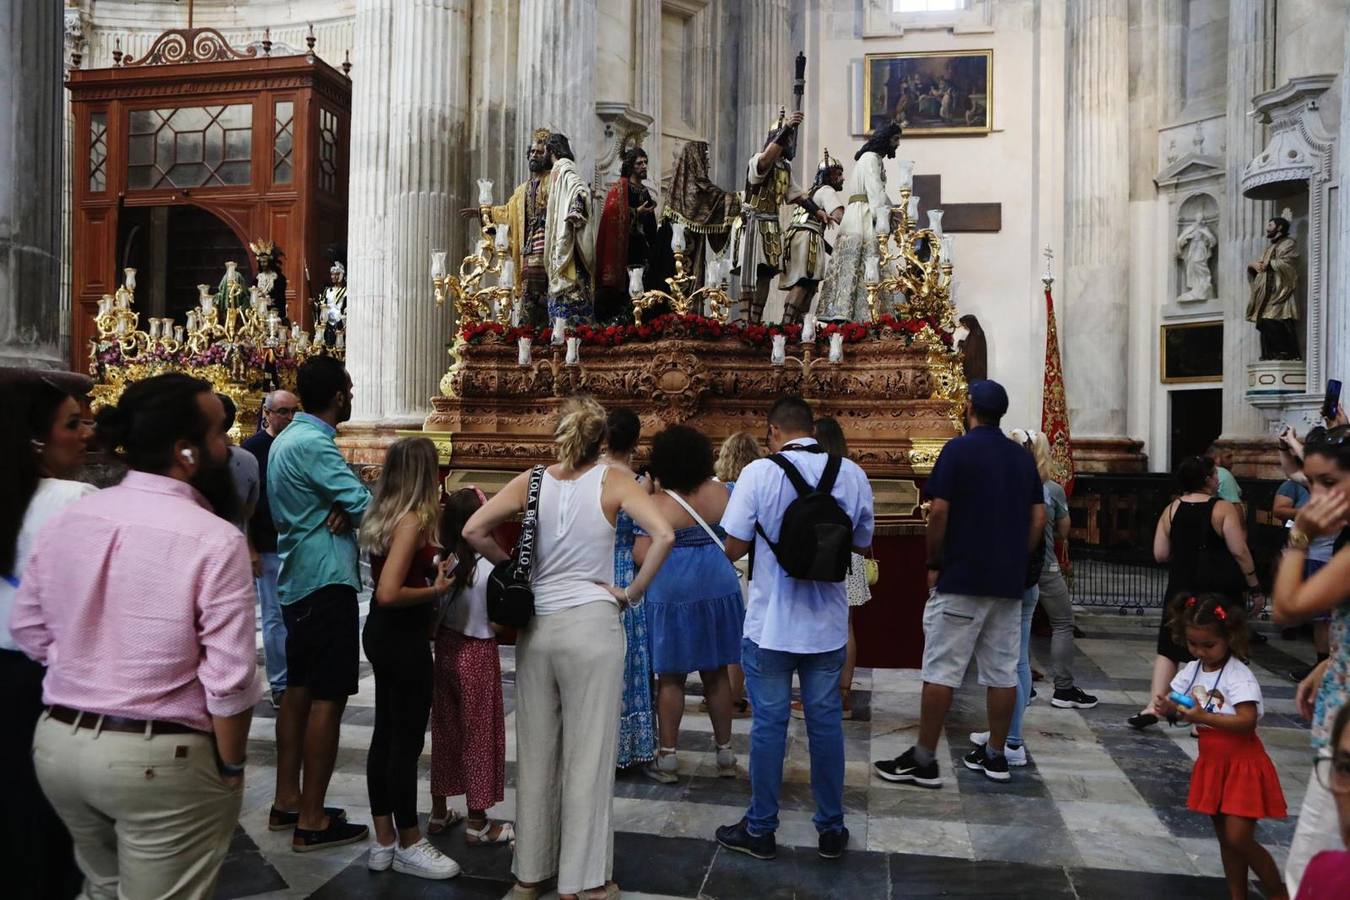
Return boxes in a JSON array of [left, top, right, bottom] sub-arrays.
[[863, 554, 880, 587]]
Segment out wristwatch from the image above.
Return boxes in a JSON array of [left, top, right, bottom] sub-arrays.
[[218, 757, 247, 778], [1288, 529, 1312, 551]]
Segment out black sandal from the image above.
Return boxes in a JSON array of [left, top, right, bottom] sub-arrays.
[[1126, 713, 1159, 730], [268, 805, 348, 831]]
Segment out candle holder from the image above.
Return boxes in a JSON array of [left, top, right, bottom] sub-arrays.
[[431, 197, 515, 325], [859, 170, 957, 329], [628, 248, 732, 324]]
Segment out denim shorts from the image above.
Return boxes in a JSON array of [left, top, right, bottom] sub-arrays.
[[920, 592, 1021, 689]]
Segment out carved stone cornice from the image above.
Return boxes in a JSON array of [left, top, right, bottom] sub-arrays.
[[1241, 75, 1336, 200]]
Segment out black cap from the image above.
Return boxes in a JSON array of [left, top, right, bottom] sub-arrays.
[[968, 379, 1009, 417]]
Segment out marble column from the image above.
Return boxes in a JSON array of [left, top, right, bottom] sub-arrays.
[[1062, 1, 1131, 443], [633, 0, 662, 182], [345, 0, 396, 424], [734, 0, 790, 174], [1329, 19, 1350, 391], [468, 0, 520, 201], [516, 0, 597, 184], [1218, 0, 1274, 441], [0, 0, 65, 368]]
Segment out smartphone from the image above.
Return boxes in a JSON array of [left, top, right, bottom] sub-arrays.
[[1323, 379, 1343, 421]]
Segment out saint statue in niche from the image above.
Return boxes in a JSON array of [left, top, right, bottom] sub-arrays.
[[1175, 217, 1216, 302], [1246, 215, 1301, 360]]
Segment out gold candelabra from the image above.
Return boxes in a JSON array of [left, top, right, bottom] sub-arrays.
[[629, 221, 732, 323], [863, 179, 957, 330], [432, 198, 516, 326]]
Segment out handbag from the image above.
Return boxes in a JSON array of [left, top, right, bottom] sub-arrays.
[[863, 551, 880, 587], [486, 465, 545, 628]]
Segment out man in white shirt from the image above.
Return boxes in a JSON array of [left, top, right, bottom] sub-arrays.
[[714, 397, 875, 862]]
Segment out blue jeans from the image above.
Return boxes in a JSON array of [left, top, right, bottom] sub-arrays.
[[1008, 586, 1038, 745], [256, 552, 288, 693], [741, 637, 846, 836]]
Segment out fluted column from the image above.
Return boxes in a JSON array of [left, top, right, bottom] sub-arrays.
[[1062, 1, 1130, 440], [1218, 0, 1274, 440], [634, 0, 662, 182], [345, 0, 396, 423], [516, 0, 597, 184], [468, 0, 520, 202], [0, 0, 64, 368], [735, 0, 790, 173], [1333, 17, 1350, 381]]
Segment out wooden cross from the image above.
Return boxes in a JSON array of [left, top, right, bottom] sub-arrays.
[[913, 174, 1001, 233]]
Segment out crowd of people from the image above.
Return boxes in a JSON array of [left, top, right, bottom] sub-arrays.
[[3, 358, 1350, 899]]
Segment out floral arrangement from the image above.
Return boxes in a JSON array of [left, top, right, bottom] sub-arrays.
[[457, 313, 952, 350]]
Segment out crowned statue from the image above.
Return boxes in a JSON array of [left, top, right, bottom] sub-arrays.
[[250, 239, 284, 308], [317, 260, 347, 348]]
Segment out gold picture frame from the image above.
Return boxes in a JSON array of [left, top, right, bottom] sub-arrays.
[[1160, 321, 1224, 384], [863, 49, 993, 137]]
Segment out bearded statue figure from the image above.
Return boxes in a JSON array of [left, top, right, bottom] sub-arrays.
[[1245, 215, 1301, 360]]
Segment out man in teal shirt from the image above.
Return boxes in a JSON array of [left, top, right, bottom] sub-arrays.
[[1208, 443, 1243, 504], [268, 356, 371, 852]]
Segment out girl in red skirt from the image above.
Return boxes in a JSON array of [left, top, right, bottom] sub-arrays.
[[428, 488, 513, 846], [1157, 593, 1288, 900]]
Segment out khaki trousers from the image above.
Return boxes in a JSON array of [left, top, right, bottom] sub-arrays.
[[32, 714, 243, 900], [512, 600, 625, 894]]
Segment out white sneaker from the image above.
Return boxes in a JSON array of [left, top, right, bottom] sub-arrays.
[[967, 731, 1028, 767], [716, 742, 737, 778], [392, 838, 460, 880], [367, 838, 395, 872]]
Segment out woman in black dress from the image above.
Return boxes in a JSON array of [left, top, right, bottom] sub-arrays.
[[1128, 455, 1264, 729]]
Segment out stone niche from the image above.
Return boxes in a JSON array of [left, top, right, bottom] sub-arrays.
[[1155, 126, 1225, 322], [1239, 74, 1337, 429]]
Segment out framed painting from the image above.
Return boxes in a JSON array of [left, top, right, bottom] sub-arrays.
[[1161, 321, 1224, 384], [863, 49, 992, 136]]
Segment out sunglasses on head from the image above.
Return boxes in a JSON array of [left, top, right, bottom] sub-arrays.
[[1306, 425, 1350, 450]]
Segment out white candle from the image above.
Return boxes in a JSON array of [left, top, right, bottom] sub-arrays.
[[335, 331, 346, 350], [98, 295, 112, 316], [291, 323, 302, 340], [510, 299, 521, 327], [628, 266, 645, 298], [477, 178, 495, 208], [499, 258, 515, 289], [552, 317, 567, 345], [148, 319, 160, 339], [897, 160, 915, 190], [186, 310, 198, 332], [518, 336, 533, 366], [940, 234, 955, 265], [671, 221, 687, 253], [927, 209, 945, 237], [829, 332, 844, 363], [802, 313, 816, 343], [174, 325, 185, 343], [124, 267, 137, 292], [431, 250, 447, 278], [771, 334, 786, 366], [116, 318, 128, 335], [907, 194, 921, 222], [565, 336, 580, 365], [864, 257, 881, 284], [495, 221, 510, 252]]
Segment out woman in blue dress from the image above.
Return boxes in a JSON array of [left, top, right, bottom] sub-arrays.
[[604, 409, 657, 769], [633, 425, 745, 783]]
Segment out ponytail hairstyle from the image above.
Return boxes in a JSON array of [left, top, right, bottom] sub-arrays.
[[554, 395, 607, 468], [359, 437, 442, 556], [1167, 592, 1249, 660], [94, 372, 212, 474], [440, 487, 487, 595]]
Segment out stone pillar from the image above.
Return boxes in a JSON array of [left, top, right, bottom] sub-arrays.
[[1329, 19, 1350, 387], [345, 0, 396, 424], [633, 0, 662, 181], [1062, 0, 1137, 466], [468, 0, 520, 203], [0, 0, 65, 368], [735, 0, 790, 173], [517, 0, 597, 183], [1218, 0, 1274, 443]]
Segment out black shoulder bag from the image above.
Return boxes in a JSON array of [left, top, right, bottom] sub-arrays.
[[486, 465, 545, 628]]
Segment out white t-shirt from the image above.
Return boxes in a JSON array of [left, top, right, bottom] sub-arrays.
[[1169, 656, 1264, 720], [443, 556, 496, 640], [2, 478, 99, 650]]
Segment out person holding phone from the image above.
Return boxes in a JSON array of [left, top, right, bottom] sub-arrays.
[[359, 438, 460, 880]]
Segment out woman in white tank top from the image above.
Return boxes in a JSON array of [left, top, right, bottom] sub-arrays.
[[463, 396, 674, 900]]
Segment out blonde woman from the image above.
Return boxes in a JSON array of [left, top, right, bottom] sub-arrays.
[[358, 437, 459, 880], [715, 430, 763, 717], [464, 396, 675, 900]]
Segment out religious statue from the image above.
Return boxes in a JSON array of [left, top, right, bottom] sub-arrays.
[[216, 260, 248, 310], [594, 145, 658, 324], [467, 129, 552, 328], [250, 239, 285, 308], [1245, 215, 1301, 360], [955, 314, 987, 383], [1175, 217, 1216, 302], [778, 149, 845, 324], [542, 132, 596, 326], [651, 140, 739, 298], [316, 260, 347, 347], [738, 109, 825, 323], [817, 122, 903, 322]]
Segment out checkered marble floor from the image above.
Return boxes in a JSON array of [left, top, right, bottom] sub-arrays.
[[214, 605, 1319, 899]]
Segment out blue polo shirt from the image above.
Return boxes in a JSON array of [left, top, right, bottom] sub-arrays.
[[926, 426, 1043, 599]]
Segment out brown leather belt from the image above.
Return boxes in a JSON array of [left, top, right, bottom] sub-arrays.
[[47, 705, 205, 736]]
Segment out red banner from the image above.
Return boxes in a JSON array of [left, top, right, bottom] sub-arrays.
[[1041, 285, 1075, 495]]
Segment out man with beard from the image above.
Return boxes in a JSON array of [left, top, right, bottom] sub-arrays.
[[465, 129, 554, 328], [543, 132, 597, 325], [1246, 215, 1301, 360], [779, 150, 845, 325], [818, 122, 903, 322], [739, 110, 829, 324], [267, 355, 372, 852], [12, 373, 262, 898], [594, 145, 658, 323]]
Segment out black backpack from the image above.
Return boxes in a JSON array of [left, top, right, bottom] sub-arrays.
[[755, 447, 854, 582]]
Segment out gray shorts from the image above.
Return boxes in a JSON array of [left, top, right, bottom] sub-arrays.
[[921, 592, 1021, 689]]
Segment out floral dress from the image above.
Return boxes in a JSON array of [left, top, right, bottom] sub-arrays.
[[615, 511, 656, 767]]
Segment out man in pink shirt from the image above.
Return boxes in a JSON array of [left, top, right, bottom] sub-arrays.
[[12, 373, 262, 900]]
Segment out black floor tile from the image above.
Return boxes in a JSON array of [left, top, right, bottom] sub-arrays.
[[612, 832, 717, 896], [309, 867, 514, 899], [704, 840, 890, 900], [890, 854, 1075, 899], [1067, 866, 1229, 899], [216, 826, 288, 899]]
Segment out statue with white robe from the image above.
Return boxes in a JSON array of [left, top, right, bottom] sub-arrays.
[[542, 133, 596, 326], [818, 123, 902, 322]]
